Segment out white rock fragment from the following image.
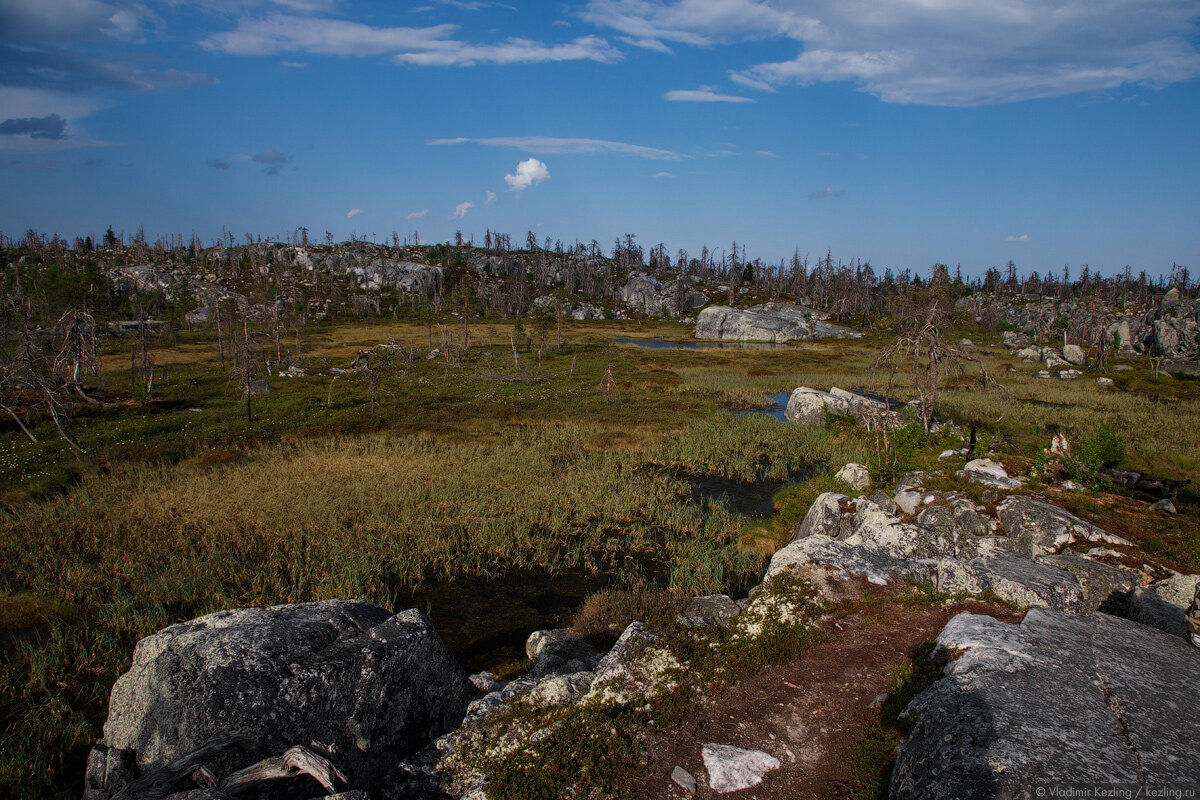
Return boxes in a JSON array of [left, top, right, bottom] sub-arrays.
[[702, 743, 781, 794], [835, 463, 872, 491]]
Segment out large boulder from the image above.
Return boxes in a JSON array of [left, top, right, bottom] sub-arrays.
[[694, 302, 860, 343], [891, 609, 1200, 799], [784, 386, 893, 426], [87, 601, 472, 797]]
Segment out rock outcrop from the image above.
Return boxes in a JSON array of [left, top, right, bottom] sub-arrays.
[[85, 601, 472, 799], [784, 386, 894, 426], [695, 302, 860, 343], [891, 609, 1200, 799]]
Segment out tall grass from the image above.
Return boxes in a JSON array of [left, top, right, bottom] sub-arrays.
[[0, 414, 853, 799]]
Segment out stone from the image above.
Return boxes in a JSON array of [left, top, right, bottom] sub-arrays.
[[996, 495, 1130, 557], [765, 534, 935, 588], [1150, 498, 1177, 514], [89, 601, 472, 796], [246, 379, 272, 394], [678, 595, 742, 627], [695, 302, 860, 343], [890, 609, 1200, 799], [963, 458, 1007, 480], [527, 672, 594, 706], [1043, 350, 1070, 368], [701, 743, 780, 794], [1096, 376, 1114, 387], [525, 628, 599, 666], [959, 338, 974, 347], [468, 672, 505, 694], [1059, 369, 1082, 380], [671, 765, 697, 794], [586, 623, 681, 705], [1035, 370, 1051, 378], [1015, 345, 1043, 360], [1062, 343, 1086, 364], [848, 499, 956, 560], [937, 449, 959, 460], [834, 462, 872, 490], [894, 489, 924, 515], [1120, 588, 1190, 640], [1035, 552, 1139, 610], [784, 387, 851, 424], [936, 550, 1084, 611], [793, 492, 852, 540], [1001, 330, 1031, 348], [1113, 363, 1133, 371], [1146, 573, 1200, 606]]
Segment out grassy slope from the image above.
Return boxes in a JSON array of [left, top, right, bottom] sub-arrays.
[[0, 319, 1197, 798]]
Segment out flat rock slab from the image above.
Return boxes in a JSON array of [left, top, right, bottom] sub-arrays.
[[701, 744, 780, 793], [891, 608, 1200, 799]]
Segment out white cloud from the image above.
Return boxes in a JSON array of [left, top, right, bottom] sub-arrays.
[[407, 209, 429, 219], [485, 190, 497, 205], [665, 86, 752, 102], [281, 60, 308, 68], [1006, 233, 1031, 242], [653, 171, 675, 178], [584, 0, 1200, 106], [809, 186, 844, 199], [346, 208, 364, 218], [449, 201, 474, 220], [430, 135, 681, 160], [252, 148, 290, 164], [619, 35, 673, 53], [202, 15, 620, 66], [756, 149, 777, 157], [504, 157, 550, 193]]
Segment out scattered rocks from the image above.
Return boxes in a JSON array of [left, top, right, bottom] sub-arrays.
[[891, 608, 1200, 799], [1059, 369, 1082, 380], [701, 743, 780, 794], [525, 628, 599, 665], [1096, 376, 1114, 387], [834, 462, 872, 490]]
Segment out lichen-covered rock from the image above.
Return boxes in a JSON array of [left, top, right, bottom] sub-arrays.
[[701, 743, 780, 793], [891, 609, 1200, 799], [585, 622, 681, 704], [835, 462, 872, 490], [524, 628, 600, 666], [996, 495, 1130, 557], [677, 595, 742, 627], [765, 534, 935, 587], [793, 491, 853, 540], [694, 302, 859, 343], [1035, 552, 1140, 610], [89, 601, 471, 796]]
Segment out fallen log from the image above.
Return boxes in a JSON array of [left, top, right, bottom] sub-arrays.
[[1101, 465, 1191, 497]]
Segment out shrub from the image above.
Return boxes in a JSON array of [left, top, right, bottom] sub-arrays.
[[1064, 422, 1126, 487]]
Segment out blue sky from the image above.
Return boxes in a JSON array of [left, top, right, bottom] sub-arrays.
[[2, 0, 1199, 278]]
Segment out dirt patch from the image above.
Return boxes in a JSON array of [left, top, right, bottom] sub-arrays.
[[637, 581, 1022, 800]]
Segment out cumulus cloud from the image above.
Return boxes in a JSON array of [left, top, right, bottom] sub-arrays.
[[664, 86, 752, 102], [407, 209, 429, 219], [653, 170, 675, 178], [448, 201, 474, 220], [1006, 234, 1031, 242], [584, 0, 1200, 106], [809, 186, 844, 199], [0, 114, 67, 140], [431, 135, 681, 160], [252, 148, 291, 164], [206, 158, 229, 169], [281, 60, 308, 68], [202, 15, 621, 66], [756, 149, 778, 157], [504, 157, 550, 193], [485, 190, 497, 206], [347, 208, 364, 218]]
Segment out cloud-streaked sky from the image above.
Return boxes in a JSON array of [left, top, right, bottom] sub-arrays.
[[2, 0, 1199, 276]]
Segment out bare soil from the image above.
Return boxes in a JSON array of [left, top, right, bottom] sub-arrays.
[[637, 580, 1023, 800]]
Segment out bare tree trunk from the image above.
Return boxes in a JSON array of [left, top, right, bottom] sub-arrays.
[[1, 402, 37, 442]]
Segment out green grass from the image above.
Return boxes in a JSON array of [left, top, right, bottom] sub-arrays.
[[1, 318, 1198, 799]]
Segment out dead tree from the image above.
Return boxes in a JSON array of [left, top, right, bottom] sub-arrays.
[[873, 289, 1005, 433]]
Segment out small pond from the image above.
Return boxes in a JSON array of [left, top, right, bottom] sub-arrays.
[[731, 390, 792, 422]]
